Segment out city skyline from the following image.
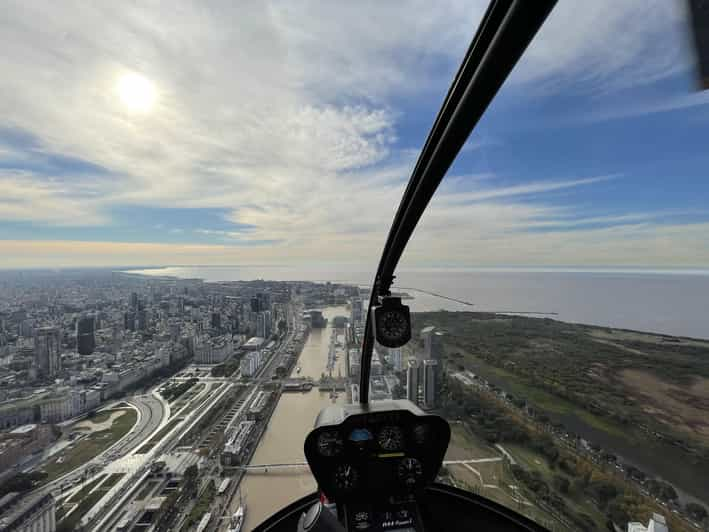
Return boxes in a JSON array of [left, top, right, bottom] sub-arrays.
[[2, 1, 709, 269]]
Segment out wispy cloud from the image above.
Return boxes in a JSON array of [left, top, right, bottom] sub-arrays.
[[439, 175, 616, 205], [0, 1, 706, 268]]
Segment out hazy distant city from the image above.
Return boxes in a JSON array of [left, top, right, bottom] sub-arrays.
[[0, 269, 434, 532]]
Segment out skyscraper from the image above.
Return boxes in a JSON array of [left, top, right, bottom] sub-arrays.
[[257, 292, 271, 312], [422, 359, 438, 409], [123, 311, 136, 332], [389, 347, 402, 372], [350, 297, 364, 325], [421, 326, 443, 360], [76, 315, 95, 356], [129, 292, 139, 310], [136, 309, 148, 331], [406, 359, 419, 404], [34, 327, 61, 377]]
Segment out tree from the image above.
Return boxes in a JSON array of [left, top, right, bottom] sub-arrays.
[[553, 474, 570, 494], [588, 480, 618, 508], [685, 502, 708, 521], [608, 500, 630, 526], [646, 479, 677, 502], [0, 471, 47, 497], [184, 464, 199, 496]]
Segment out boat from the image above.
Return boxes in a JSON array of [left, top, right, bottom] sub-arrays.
[[228, 491, 247, 532]]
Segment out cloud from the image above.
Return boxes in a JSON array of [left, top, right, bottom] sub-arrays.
[[3, 219, 708, 269], [0, 1, 706, 269], [569, 91, 709, 124], [0, 173, 108, 226], [509, 0, 689, 93], [438, 175, 616, 205]]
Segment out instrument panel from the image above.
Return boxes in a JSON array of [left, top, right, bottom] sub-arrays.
[[304, 400, 450, 503]]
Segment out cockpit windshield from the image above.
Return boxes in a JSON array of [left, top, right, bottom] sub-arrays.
[[1, 2, 708, 532], [371, 2, 709, 531]]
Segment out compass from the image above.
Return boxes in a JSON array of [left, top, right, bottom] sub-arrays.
[[374, 296, 411, 348]]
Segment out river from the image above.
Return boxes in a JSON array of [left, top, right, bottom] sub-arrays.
[[238, 306, 348, 531]]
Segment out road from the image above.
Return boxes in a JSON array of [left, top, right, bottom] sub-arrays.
[[36, 393, 166, 499], [255, 301, 300, 383], [88, 381, 237, 531]]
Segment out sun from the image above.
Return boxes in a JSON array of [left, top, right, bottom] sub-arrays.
[[117, 72, 157, 112]]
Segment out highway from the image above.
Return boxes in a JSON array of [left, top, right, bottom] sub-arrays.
[[68, 302, 298, 530], [38, 393, 167, 499], [87, 380, 239, 531]]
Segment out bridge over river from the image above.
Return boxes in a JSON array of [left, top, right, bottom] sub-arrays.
[[236, 457, 502, 472]]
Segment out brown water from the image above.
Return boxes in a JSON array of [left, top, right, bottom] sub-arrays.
[[239, 306, 348, 531]]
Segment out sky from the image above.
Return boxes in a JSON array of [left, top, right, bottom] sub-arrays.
[[1, 0, 708, 271]]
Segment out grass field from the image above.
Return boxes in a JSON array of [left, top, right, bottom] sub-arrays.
[[417, 311, 709, 530], [99, 472, 125, 492], [57, 486, 108, 531], [43, 408, 137, 481], [87, 411, 113, 424], [452, 345, 629, 439], [421, 310, 709, 456], [135, 479, 158, 501], [444, 424, 565, 529], [57, 472, 126, 531], [506, 444, 606, 529]]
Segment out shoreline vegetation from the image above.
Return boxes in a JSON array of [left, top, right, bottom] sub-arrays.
[[416, 311, 709, 531]]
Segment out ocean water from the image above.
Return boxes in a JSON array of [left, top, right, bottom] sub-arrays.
[[127, 266, 709, 339]]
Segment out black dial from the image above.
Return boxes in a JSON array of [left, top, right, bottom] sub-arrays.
[[397, 457, 423, 487], [374, 298, 411, 347], [378, 425, 404, 451], [382, 311, 407, 340], [317, 431, 343, 457], [412, 423, 429, 445], [333, 464, 359, 490]]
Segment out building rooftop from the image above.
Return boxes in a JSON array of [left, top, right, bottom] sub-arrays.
[[9, 423, 36, 434], [244, 337, 265, 349]]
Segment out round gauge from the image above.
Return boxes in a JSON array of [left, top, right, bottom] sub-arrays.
[[333, 464, 359, 491], [412, 423, 429, 445], [317, 431, 343, 457], [377, 425, 404, 451], [397, 457, 423, 487], [379, 310, 408, 344]]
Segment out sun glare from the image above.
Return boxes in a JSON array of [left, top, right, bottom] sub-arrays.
[[117, 72, 156, 112]]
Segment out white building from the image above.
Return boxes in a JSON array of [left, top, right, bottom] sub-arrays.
[[240, 351, 262, 377], [628, 513, 668, 532], [194, 335, 233, 364], [38, 393, 73, 423], [389, 348, 402, 372]]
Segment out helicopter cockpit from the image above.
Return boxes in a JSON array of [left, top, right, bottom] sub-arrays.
[[254, 1, 556, 530]]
